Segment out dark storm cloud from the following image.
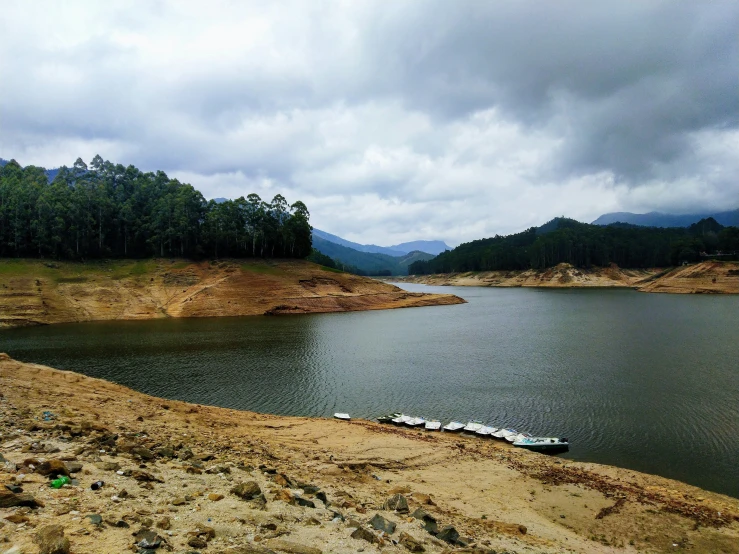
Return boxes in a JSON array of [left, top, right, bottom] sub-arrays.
[[1, 1, 737, 245], [354, 1, 739, 181]]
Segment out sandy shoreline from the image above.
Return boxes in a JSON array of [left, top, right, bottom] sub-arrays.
[[1, 354, 738, 553], [392, 261, 739, 294]]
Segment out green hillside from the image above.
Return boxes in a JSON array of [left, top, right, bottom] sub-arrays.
[[312, 236, 435, 276]]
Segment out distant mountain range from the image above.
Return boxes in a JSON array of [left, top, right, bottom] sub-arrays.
[[0, 158, 59, 182], [312, 228, 450, 256], [592, 209, 739, 228], [312, 236, 436, 275]]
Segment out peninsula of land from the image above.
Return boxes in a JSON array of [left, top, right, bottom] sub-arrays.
[[1, 354, 738, 554], [395, 261, 739, 294], [0, 259, 464, 330]]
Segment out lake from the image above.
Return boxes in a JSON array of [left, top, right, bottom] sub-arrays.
[[3, 284, 739, 498]]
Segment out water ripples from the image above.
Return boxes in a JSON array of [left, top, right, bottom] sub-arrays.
[[3, 287, 739, 497]]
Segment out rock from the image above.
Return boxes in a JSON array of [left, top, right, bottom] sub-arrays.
[[0, 489, 44, 508], [131, 446, 155, 460], [384, 493, 409, 513], [436, 525, 459, 544], [155, 447, 175, 458], [188, 526, 215, 541], [315, 491, 328, 505], [156, 516, 171, 530], [37, 459, 70, 477], [398, 532, 425, 552], [369, 513, 396, 535], [178, 447, 194, 460], [273, 474, 291, 487], [131, 470, 163, 482], [95, 461, 121, 472], [293, 496, 315, 508], [135, 529, 163, 549], [262, 538, 323, 554], [350, 526, 380, 544], [86, 514, 103, 526], [208, 493, 224, 501], [412, 492, 435, 506], [34, 524, 70, 554], [231, 481, 262, 500], [172, 497, 189, 506], [5, 513, 30, 524], [4, 484, 23, 493], [64, 461, 83, 473], [411, 508, 438, 535], [188, 536, 207, 548]]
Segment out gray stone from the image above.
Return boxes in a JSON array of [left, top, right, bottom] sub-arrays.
[[230, 481, 262, 500], [4, 484, 23, 494], [398, 532, 425, 552], [65, 461, 83, 473], [131, 447, 155, 460], [135, 529, 162, 549], [411, 508, 438, 535], [155, 447, 175, 458], [436, 525, 459, 544], [384, 493, 409, 513], [350, 526, 380, 544], [86, 514, 103, 525], [369, 513, 396, 535], [34, 524, 70, 554], [293, 496, 315, 508]]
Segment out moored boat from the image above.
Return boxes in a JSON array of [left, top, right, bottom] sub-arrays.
[[507, 432, 531, 443], [443, 421, 465, 432], [513, 436, 569, 453], [391, 414, 412, 425], [377, 413, 401, 424], [476, 425, 497, 437], [424, 420, 441, 431], [463, 420, 484, 433], [406, 416, 426, 427], [333, 413, 351, 420], [493, 428, 518, 440]]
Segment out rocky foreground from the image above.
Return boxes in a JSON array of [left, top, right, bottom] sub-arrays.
[[1, 355, 739, 554], [395, 261, 739, 294], [0, 259, 464, 329]]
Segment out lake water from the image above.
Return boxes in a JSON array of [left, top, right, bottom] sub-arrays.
[[3, 284, 739, 498]]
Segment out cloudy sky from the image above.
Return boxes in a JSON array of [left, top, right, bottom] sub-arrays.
[[1, 1, 737, 246]]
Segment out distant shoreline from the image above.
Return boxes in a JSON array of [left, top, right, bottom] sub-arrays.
[[387, 261, 739, 294]]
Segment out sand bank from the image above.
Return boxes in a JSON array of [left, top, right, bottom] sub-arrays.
[[1, 355, 737, 553], [0, 259, 464, 329]]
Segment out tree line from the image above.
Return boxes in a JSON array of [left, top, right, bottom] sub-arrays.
[[409, 217, 739, 274], [0, 156, 312, 260]]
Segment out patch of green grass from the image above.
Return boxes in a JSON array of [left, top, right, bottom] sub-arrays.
[[319, 265, 343, 273], [55, 276, 88, 283], [240, 261, 284, 276]]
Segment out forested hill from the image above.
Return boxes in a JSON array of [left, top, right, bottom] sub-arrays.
[[409, 217, 739, 274], [0, 157, 311, 260]]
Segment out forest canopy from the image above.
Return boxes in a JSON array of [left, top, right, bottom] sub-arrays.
[[409, 217, 739, 275], [0, 157, 312, 260]]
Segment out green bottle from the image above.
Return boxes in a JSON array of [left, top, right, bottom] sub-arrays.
[[49, 476, 71, 488]]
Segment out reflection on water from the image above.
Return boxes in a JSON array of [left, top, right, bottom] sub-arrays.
[[4, 285, 739, 498]]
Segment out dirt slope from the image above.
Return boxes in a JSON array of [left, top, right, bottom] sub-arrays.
[[1, 354, 738, 554], [398, 261, 739, 294], [636, 261, 739, 294], [399, 263, 655, 288], [0, 259, 464, 329]]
